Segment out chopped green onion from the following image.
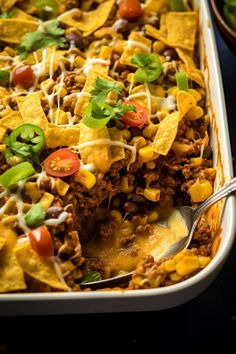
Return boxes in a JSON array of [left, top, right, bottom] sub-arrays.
[[82, 102, 115, 129], [80, 271, 102, 284], [169, 0, 185, 12], [0, 70, 10, 87], [0, 162, 35, 188], [24, 203, 46, 228], [176, 72, 189, 92], [132, 53, 163, 83]]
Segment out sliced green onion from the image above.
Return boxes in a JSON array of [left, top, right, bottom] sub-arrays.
[[169, 0, 185, 12], [0, 70, 10, 87], [82, 102, 115, 129], [80, 271, 102, 284], [0, 162, 35, 188], [176, 72, 189, 92], [24, 203, 46, 228]]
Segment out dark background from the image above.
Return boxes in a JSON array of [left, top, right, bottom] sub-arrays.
[[0, 4, 236, 354]]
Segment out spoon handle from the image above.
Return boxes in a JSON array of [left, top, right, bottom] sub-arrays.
[[193, 177, 236, 221]]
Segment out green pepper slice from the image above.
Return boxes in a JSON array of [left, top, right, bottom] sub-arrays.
[[132, 53, 163, 83], [82, 102, 115, 129], [0, 70, 10, 87], [176, 72, 189, 92], [0, 162, 35, 188], [24, 203, 46, 228], [9, 124, 46, 160]]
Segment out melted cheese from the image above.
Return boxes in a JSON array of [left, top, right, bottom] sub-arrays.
[[126, 40, 151, 53], [83, 58, 110, 75]]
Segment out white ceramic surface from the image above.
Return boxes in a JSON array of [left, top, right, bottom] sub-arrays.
[[0, 0, 235, 315]]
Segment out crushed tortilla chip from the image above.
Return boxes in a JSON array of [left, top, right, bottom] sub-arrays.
[[176, 48, 205, 88], [120, 32, 152, 67], [0, 19, 38, 44], [45, 124, 80, 148], [109, 127, 125, 163], [0, 111, 23, 130], [166, 12, 198, 51], [177, 91, 196, 120], [59, 0, 115, 37], [14, 242, 69, 291], [145, 24, 169, 46], [79, 123, 111, 173], [16, 93, 48, 130], [152, 112, 179, 155]]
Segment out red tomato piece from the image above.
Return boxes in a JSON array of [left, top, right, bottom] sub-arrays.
[[12, 65, 34, 89], [28, 225, 54, 257], [121, 100, 148, 127], [44, 148, 80, 178], [118, 0, 143, 21]]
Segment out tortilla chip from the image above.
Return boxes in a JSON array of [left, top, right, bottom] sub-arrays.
[[176, 48, 205, 88], [0, 250, 26, 292], [109, 127, 125, 163], [45, 124, 80, 148], [16, 93, 48, 130], [0, 19, 38, 44], [14, 242, 69, 291], [144, 0, 168, 15], [0, 126, 6, 142], [152, 112, 179, 155], [94, 27, 122, 39], [145, 24, 169, 46], [0, 111, 23, 130], [177, 91, 196, 120], [79, 123, 111, 173], [13, 7, 39, 21], [0, 87, 9, 99], [120, 32, 152, 67], [59, 0, 115, 37], [0, 0, 17, 12], [74, 72, 115, 117], [166, 12, 198, 51]]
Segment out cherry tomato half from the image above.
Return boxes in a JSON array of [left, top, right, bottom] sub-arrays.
[[118, 0, 143, 21], [121, 100, 148, 127], [44, 148, 80, 178], [28, 225, 54, 257], [12, 65, 34, 89]]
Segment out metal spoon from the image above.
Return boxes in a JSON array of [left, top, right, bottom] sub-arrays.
[[80, 177, 236, 289]]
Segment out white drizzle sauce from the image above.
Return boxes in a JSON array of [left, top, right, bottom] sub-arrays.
[[45, 211, 69, 226], [112, 18, 128, 32], [52, 257, 71, 291], [157, 96, 176, 111], [126, 40, 151, 53], [83, 58, 110, 75]]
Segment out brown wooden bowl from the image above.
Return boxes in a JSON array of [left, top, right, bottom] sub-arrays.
[[211, 0, 236, 52]]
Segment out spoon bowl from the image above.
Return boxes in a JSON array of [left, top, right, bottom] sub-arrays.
[[80, 177, 236, 289]]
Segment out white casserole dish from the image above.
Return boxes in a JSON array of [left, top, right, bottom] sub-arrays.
[[0, 0, 235, 315]]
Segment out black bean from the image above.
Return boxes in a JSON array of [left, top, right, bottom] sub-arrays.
[[130, 127, 141, 137], [163, 48, 179, 61], [65, 33, 84, 50], [203, 146, 213, 159], [46, 206, 63, 218], [124, 201, 138, 213]]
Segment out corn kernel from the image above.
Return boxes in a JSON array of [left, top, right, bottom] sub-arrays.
[[121, 176, 129, 192], [0, 144, 6, 152], [55, 178, 70, 196], [167, 86, 179, 97], [164, 259, 176, 272], [4, 46, 15, 56], [41, 79, 54, 92], [159, 55, 165, 64], [185, 128, 195, 140], [199, 256, 211, 268], [139, 146, 154, 160], [142, 124, 158, 139], [147, 210, 159, 223], [112, 39, 125, 54], [110, 210, 123, 223], [146, 161, 156, 170], [74, 56, 85, 68], [176, 256, 200, 276], [25, 182, 43, 203], [188, 179, 213, 203], [54, 85, 67, 98], [131, 136, 146, 149], [144, 188, 161, 202], [119, 220, 134, 236], [74, 170, 96, 189], [127, 73, 135, 83], [171, 142, 192, 153], [153, 41, 166, 54], [169, 272, 182, 282], [190, 157, 203, 166], [39, 192, 55, 209], [150, 85, 165, 98], [122, 129, 131, 140]]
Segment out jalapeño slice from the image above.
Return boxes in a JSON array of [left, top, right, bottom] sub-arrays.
[[9, 124, 46, 155]]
